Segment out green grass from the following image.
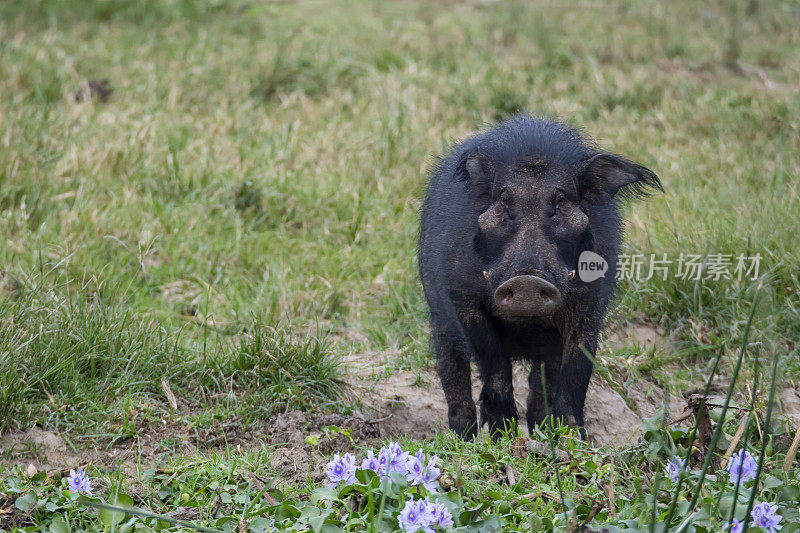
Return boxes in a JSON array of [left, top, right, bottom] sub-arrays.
[[0, 287, 342, 436], [1, 0, 800, 530], [2, 415, 800, 531]]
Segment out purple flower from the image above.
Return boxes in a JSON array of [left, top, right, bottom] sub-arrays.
[[67, 468, 93, 495], [403, 450, 441, 491], [405, 451, 426, 485], [398, 498, 434, 532], [387, 442, 410, 475], [722, 518, 744, 533], [727, 449, 758, 484], [665, 455, 686, 482], [361, 449, 380, 475], [751, 502, 782, 532], [325, 452, 357, 489], [429, 501, 454, 529], [377, 446, 391, 477], [420, 455, 441, 492]]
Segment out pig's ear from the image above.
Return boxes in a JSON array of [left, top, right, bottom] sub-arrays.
[[578, 153, 662, 206], [456, 151, 492, 200]]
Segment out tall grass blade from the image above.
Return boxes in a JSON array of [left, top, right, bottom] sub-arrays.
[[726, 346, 761, 526], [663, 345, 725, 526], [686, 295, 760, 515], [743, 344, 781, 520], [82, 499, 223, 533]]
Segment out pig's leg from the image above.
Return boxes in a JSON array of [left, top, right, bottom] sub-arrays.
[[526, 355, 560, 430], [432, 323, 477, 440], [552, 324, 599, 439], [478, 355, 518, 437], [467, 317, 518, 437]]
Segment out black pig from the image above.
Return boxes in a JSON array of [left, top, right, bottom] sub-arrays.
[[419, 115, 661, 439]]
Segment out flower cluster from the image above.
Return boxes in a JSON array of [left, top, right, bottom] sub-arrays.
[[326, 442, 441, 491], [719, 449, 782, 533], [398, 496, 454, 533], [665, 455, 686, 482], [750, 502, 782, 533], [722, 501, 783, 533], [325, 453, 358, 489], [722, 518, 744, 533], [66, 468, 93, 496]]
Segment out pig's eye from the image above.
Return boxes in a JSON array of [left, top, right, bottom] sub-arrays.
[[555, 193, 566, 210], [499, 194, 509, 208]]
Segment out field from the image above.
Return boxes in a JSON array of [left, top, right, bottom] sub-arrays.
[[1, 0, 799, 531]]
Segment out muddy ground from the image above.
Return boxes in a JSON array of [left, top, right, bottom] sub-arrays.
[[2, 323, 798, 485]]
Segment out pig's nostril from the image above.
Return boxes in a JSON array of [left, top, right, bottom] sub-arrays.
[[540, 290, 550, 301], [502, 291, 514, 304]]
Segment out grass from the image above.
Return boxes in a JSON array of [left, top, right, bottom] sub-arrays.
[[0, 0, 799, 530], [0, 285, 342, 436], [3, 414, 800, 531]]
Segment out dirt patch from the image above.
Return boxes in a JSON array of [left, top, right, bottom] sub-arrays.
[[781, 387, 800, 428], [0, 412, 383, 486], [0, 428, 80, 472], [605, 321, 666, 351], [264, 411, 381, 485], [343, 344, 683, 447], [0, 425, 196, 477]]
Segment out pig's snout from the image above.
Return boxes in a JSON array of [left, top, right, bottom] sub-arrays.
[[493, 275, 562, 317]]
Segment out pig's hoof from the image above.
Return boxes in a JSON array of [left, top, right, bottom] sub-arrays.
[[450, 417, 478, 441]]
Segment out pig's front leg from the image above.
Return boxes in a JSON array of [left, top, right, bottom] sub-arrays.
[[432, 318, 478, 440], [551, 322, 600, 439], [460, 313, 518, 437], [478, 354, 518, 438]]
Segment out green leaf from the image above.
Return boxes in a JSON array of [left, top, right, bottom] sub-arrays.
[[355, 468, 377, 485], [308, 513, 327, 532], [780, 484, 800, 502], [495, 500, 510, 514], [486, 489, 502, 500], [49, 517, 69, 533], [273, 501, 301, 520], [98, 494, 134, 528], [14, 492, 37, 512], [248, 517, 275, 532], [387, 471, 408, 487], [311, 488, 338, 504], [468, 515, 502, 532], [215, 516, 237, 529], [267, 489, 285, 503], [479, 452, 496, 463], [299, 504, 323, 520]]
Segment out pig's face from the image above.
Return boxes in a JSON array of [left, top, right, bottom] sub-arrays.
[[466, 152, 653, 318]]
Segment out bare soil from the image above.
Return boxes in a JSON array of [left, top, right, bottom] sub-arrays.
[[344, 323, 684, 447]]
